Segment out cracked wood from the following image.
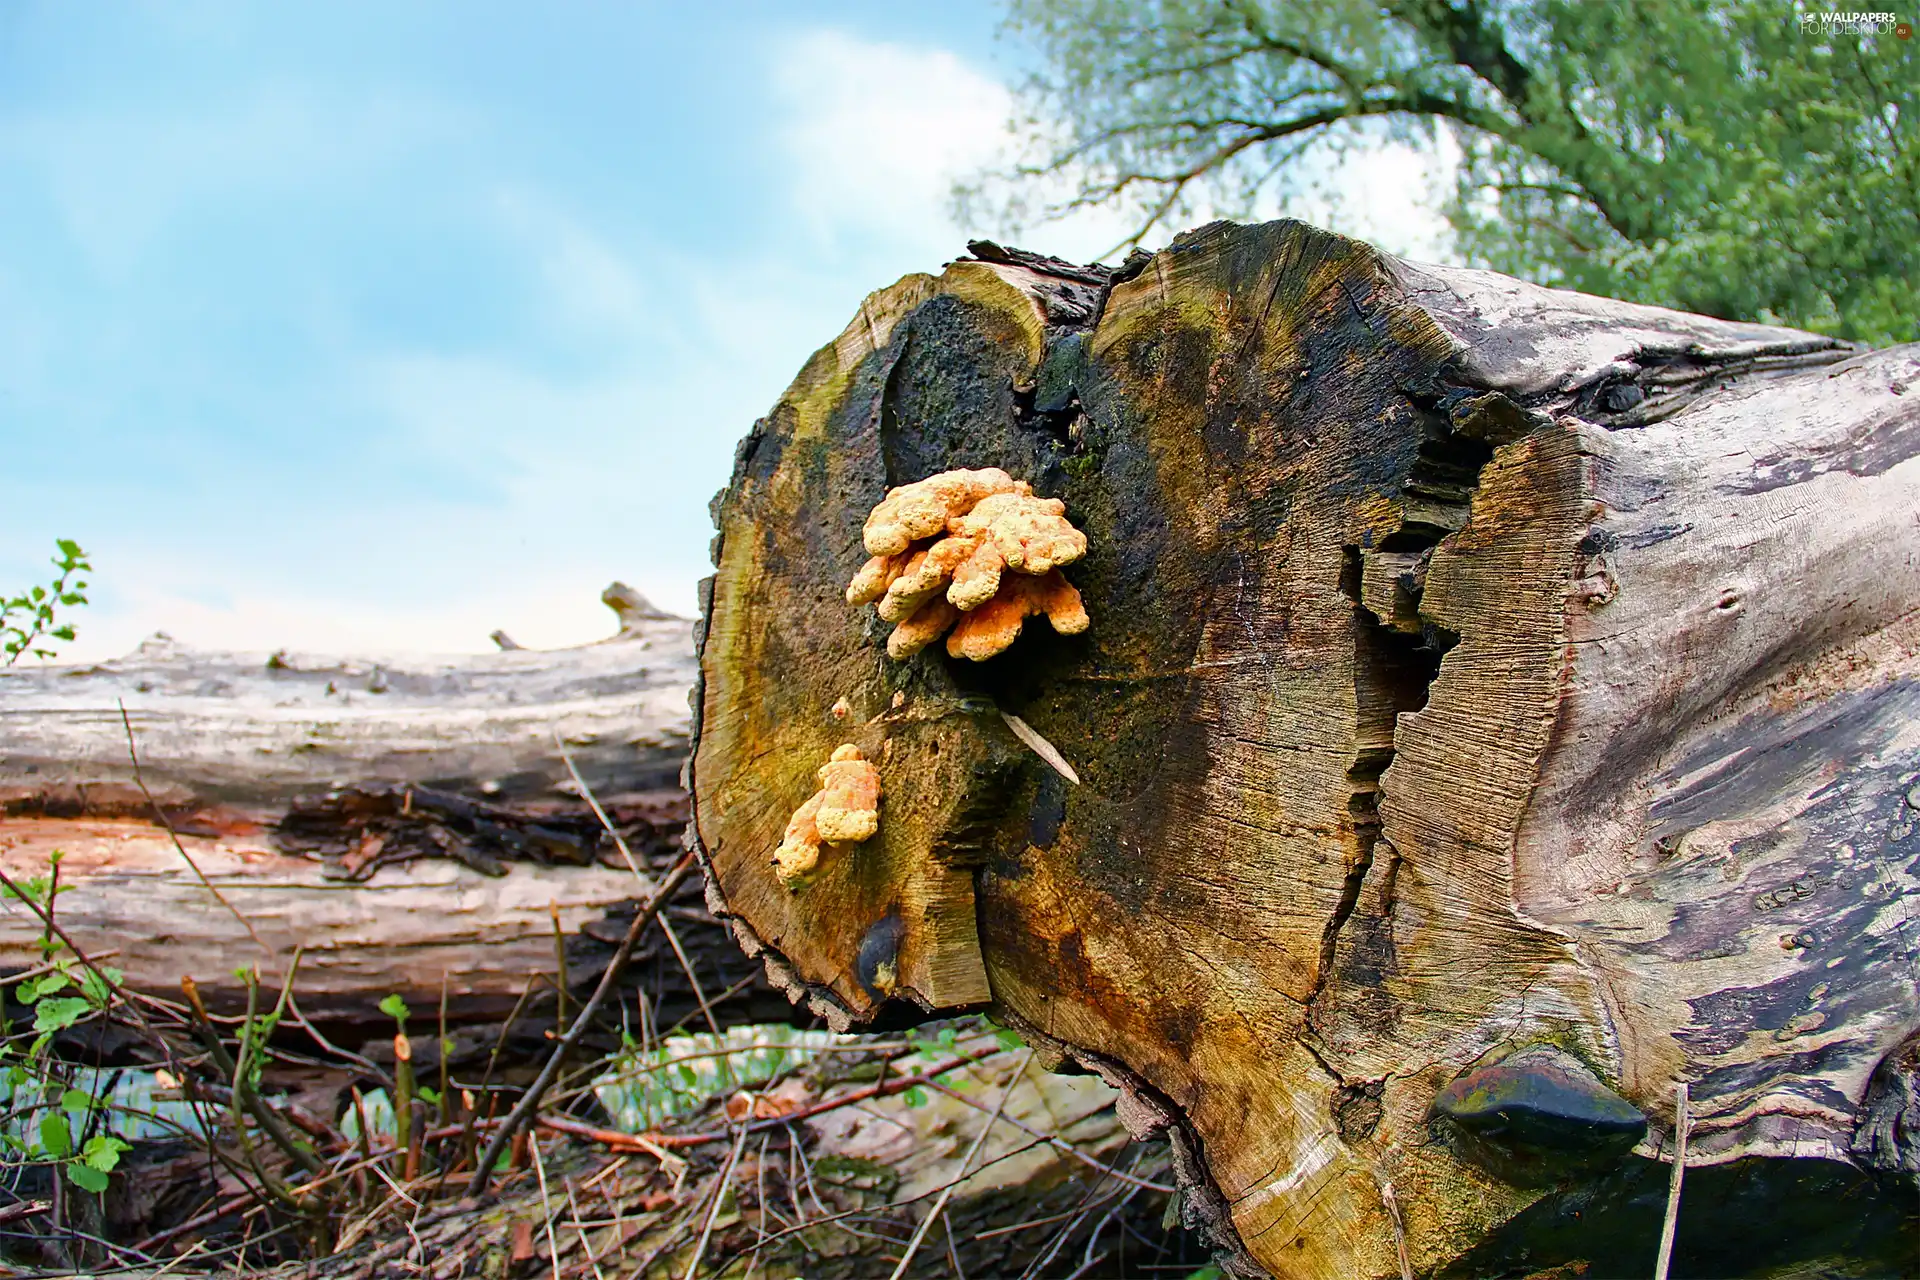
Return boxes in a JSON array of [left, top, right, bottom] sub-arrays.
[[691, 219, 1920, 1279]]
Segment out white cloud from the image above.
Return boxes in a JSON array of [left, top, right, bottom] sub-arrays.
[[772, 29, 1141, 264], [775, 30, 1005, 246]]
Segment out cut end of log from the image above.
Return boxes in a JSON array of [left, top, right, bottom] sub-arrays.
[[691, 219, 1918, 1278]]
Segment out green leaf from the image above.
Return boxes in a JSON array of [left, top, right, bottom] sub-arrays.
[[902, 1085, 927, 1109], [995, 1029, 1024, 1051], [417, 1085, 441, 1106], [677, 1063, 698, 1086], [82, 1134, 129, 1172], [378, 993, 410, 1022], [34, 996, 93, 1033], [32, 970, 74, 1000], [38, 1112, 71, 1159], [60, 1088, 94, 1113], [77, 966, 121, 1008], [1, 875, 50, 905], [65, 1163, 109, 1193]]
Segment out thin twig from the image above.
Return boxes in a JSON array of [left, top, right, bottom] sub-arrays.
[[542, 1045, 1001, 1151], [921, 1078, 1175, 1193], [1380, 1180, 1413, 1280], [564, 1175, 609, 1280], [144, 1238, 209, 1278], [529, 1135, 566, 1280], [3, 949, 121, 986], [1653, 1081, 1689, 1280], [684, 1119, 751, 1280], [180, 972, 327, 1180], [119, 699, 269, 952], [659, 917, 723, 1037], [471, 852, 696, 1196], [710, 1134, 1064, 1267], [283, 993, 395, 1091], [550, 901, 571, 1032], [554, 729, 722, 1036], [889, 1049, 1034, 1279], [944, 1216, 968, 1280], [222, 968, 305, 1209]]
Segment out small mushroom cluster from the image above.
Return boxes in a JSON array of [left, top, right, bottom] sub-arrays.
[[773, 744, 881, 883], [847, 467, 1090, 661]]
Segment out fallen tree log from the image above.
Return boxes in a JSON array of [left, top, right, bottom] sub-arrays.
[[690, 224, 1920, 1277], [0, 591, 786, 1032]]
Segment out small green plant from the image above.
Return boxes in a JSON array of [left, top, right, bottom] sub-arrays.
[[378, 993, 422, 1166], [3, 538, 91, 664], [0, 853, 135, 1193]]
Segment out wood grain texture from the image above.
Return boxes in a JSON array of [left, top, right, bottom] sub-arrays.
[[0, 612, 695, 815], [692, 220, 1920, 1278], [0, 612, 787, 1029]]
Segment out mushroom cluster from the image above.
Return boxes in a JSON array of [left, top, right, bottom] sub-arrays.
[[846, 468, 1090, 661], [773, 744, 881, 883]]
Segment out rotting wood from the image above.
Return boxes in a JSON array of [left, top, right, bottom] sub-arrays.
[[0, 592, 784, 1031], [0, 583, 693, 821], [690, 222, 1920, 1278]]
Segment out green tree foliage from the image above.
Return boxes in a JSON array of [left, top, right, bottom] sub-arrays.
[[986, 0, 1917, 343]]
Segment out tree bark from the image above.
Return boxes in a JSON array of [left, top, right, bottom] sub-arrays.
[[689, 225, 1920, 1277], [0, 597, 786, 1032]]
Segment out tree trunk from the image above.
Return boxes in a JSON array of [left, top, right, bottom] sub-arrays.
[[689, 224, 1920, 1278], [0, 596, 786, 1032]]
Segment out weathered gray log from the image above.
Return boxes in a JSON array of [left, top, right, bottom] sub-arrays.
[[0, 592, 783, 1030], [0, 583, 693, 816], [689, 224, 1920, 1278]]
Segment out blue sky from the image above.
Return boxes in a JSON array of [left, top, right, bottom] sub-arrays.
[[1, 3, 1449, 660]]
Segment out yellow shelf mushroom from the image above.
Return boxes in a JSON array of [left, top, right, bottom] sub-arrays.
[[772, 744, 882, 883], [846, 469, 1090, 661]]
